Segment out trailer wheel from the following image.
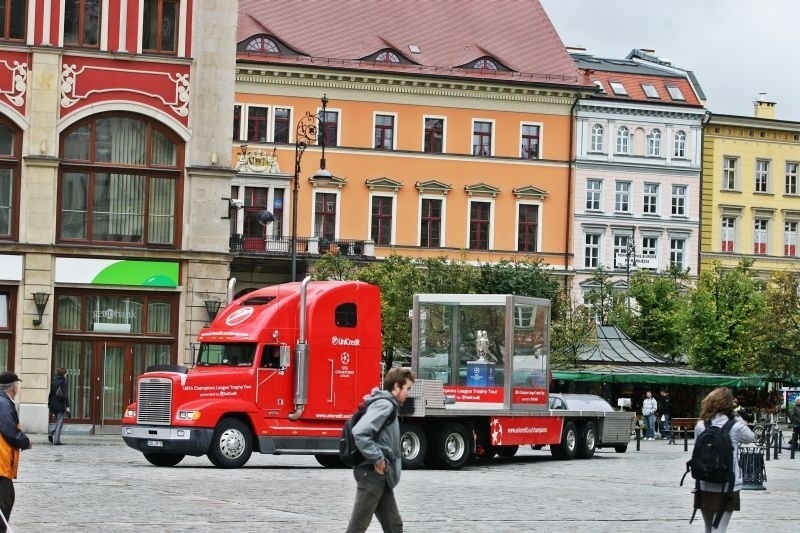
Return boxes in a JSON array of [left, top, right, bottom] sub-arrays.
[[143, 452, 185, 467], [495, 445, 519, 458], [207, 418, 253, 468], [577, 421, 597, 459], [315, 454, 347, 468], [427, 422, 472, 470], [614, 443, 628, 453], [550, 421, 577, 460], [400, 422, 427, 470]]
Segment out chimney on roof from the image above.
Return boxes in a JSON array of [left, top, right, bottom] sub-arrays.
[[754, 93, 776, 119]]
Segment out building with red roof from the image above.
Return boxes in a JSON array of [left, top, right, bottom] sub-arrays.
[[230, 0, 595, 289], [570, 48, 707, 302]]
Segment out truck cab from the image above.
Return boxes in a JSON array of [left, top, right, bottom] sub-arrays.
[[122, 279, 382, 468]]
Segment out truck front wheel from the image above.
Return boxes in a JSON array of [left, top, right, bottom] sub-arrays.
[[143, 452, 185, 467], [400, 422, 427, 470], [550, 421, 577, 460], [426, 422, 472, 470], [208, 418, 253, 468]]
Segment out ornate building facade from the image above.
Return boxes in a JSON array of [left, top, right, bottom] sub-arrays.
[[570, 49, 706, 301], [0, 0, 237, 432]]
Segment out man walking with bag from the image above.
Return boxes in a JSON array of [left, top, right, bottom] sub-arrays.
[[346, 367, 414, 533], [0, 372, 32, 532], [47, 368, 70, 445]]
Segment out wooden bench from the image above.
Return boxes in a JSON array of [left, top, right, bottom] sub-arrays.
[[670, 417, 697, 451]]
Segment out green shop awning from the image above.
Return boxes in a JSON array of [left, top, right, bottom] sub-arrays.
[[552, 365, 763, 388]]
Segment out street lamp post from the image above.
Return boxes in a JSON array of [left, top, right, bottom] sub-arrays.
[[291, 95, 330, 282], [625, 237, 637, 310]]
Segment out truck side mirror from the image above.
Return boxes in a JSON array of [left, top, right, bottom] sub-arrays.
[[279, 345, 291, 369]]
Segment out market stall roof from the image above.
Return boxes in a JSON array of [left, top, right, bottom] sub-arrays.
[[552, 365, 763, 387], [554, 326, 763, 387]]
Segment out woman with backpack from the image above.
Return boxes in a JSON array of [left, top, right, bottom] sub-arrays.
[[692, 387, 755, 532], [47, 368, 70, 445]]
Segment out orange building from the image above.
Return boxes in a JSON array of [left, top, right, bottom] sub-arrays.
[[230, 0, 592, 288]]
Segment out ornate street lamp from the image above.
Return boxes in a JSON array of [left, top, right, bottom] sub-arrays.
[[626, 237, 637, 310], [292, 95, 331, 282]]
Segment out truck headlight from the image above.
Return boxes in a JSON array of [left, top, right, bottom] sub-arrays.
[[177, 410, 201, 421], [125, 408, 137, 418]]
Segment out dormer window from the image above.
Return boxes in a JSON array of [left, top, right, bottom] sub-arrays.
[[473, 58, 498, 70], [375, 50, 401, 63], [609, 82, 628, 96], [641, 84, 660, 98], [593, 80, 605, 93], [667, 86, 685, 101], [245, 36, 279, 54]]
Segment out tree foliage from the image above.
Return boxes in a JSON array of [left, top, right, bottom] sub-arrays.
[[682, 260, 766, 374], [308, 252, 358, 281], [626, 264, 690, 360], [550, 300, 596, 368], [757, 271, 800, 379]]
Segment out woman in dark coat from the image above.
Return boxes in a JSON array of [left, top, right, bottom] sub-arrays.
[[47, 368, 70, 445]]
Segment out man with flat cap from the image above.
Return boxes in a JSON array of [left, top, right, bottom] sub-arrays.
[[0, 372, 31, 532]]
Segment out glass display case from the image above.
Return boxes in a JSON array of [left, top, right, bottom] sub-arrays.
[[411, 294, 550, 409]]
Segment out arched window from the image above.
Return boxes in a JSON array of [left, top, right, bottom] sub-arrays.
[[473, 58, 498, 70], [616, 126, 630, 154], [591, 124, 604, 152], [647, 129, 662, 156], [0, 118, 21, 240], [245, 36, 279, 54], [673, 130, 687, 158], [375, 50, 400, 63], [58, 114, 183, 246]]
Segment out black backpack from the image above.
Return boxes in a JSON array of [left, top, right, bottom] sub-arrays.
[[680, 418, 737, 528], [339, 397, 397, 468]]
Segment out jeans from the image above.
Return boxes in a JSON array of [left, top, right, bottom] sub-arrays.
[[662, 415, 673, 441], [50, 412, 65, 444], [346, 466, 403, 533], [0, 476, 15, 533], [644, 414, 656, 438]]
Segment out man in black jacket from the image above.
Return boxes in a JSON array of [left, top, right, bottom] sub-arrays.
[[47, 368, 70, 445]]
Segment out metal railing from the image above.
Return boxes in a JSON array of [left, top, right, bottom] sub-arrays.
[[230, 234, 365, 256]]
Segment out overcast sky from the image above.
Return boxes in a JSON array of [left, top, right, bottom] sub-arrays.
[[540, 0, 800, 122]]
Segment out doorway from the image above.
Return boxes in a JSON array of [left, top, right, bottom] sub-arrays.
[[92, 342, 134, 428]]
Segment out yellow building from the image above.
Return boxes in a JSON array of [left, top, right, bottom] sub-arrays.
[[702, 99, 800, 273]]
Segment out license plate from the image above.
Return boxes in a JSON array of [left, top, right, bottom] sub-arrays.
[[146, 440, 163, 448]]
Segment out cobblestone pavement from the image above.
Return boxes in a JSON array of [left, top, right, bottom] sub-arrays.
[[8, 434, 798, 532]]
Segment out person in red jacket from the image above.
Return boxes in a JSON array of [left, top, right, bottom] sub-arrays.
[[0, 372, 31, 532]]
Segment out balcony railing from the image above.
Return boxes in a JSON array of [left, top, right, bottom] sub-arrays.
[[230, 234, 373, 257]]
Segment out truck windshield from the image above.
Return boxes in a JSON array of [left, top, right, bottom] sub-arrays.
[[197, 343, 257, 366]]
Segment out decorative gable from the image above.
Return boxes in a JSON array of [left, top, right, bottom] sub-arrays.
[[512, 185, 549, 200], [416, 179, 452, 195], [464, 182, 500, 198], [365, 177, 403, 192]]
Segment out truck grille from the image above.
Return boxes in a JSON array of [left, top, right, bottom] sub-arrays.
[[137, 378, 172, 425]]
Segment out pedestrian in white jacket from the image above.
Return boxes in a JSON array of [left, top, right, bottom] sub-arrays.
[[641, 391, 658, 440]]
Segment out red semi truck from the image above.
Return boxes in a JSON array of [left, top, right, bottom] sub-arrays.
[[122, 278, 634, 469]]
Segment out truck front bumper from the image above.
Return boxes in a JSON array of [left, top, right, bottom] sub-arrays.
[[121, 426, 214, 457]]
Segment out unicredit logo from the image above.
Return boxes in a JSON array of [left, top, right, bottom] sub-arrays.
[[331, 335, 360, 347]]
